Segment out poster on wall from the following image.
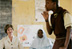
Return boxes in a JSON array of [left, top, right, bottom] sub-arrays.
[[35, 0, 60, 22], [35, 0, 45, 22], [17, 25, 44, 47]]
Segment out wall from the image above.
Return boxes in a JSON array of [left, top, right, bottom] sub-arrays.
[[0, 0, 12, 39], [12, 0, 55, 38], [12, 0, 72, 49], [60, 0, 72, 15]]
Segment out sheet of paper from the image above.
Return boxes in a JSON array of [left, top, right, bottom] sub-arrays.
[[17, 25, 43, 47]]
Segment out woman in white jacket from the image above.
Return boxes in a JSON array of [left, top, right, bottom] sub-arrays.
[[30, 29, 53, 49], [0, 24, 24, 49]]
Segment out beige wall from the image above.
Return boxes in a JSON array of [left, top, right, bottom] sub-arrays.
[[12, 0, 72, 49], [12, 0, 55, 38], [60, 0, 72, 15]]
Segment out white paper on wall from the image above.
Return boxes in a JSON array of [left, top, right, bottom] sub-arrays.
[[35, 0, 45, 22], [17, 25, 43, 47], [35, 0, 60, 22]]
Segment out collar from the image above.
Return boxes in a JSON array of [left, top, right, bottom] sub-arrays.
[[7, 36, 15, 43], [52, 7, 63, 18]]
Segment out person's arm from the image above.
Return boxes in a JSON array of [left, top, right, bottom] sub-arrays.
[[46, 21, 53, 35], [64, 26, 71, 48], [42, 11, 53, 35], [59, 26, 71, 49], [59, 12, 72, 49], [0, 39, 4, 49]]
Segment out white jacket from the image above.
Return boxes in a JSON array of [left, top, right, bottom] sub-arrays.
[[30, 30, 53, 49], [0, 36, 24, 49]]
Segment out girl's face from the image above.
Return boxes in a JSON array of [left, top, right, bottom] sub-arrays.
[[38, 31, 43, 38], [7, 27, 13, 36]]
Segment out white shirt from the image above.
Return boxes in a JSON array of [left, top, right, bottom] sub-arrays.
[[30, 37, 52, 49], [30, 30, 53, 49], [64, 13, 72, 29], [0, 36, 24, 49]]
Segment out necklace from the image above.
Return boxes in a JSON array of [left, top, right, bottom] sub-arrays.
[[54, 13, 58, 18]]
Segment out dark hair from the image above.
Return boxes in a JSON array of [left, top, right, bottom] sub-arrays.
[[38, 29, 43, 34], [52, 0, 58, 8], [4, 24, 14, 34]]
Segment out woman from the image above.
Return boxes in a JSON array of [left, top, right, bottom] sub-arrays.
[[30, 29, 53, 49], [0, 24, 24, 49]]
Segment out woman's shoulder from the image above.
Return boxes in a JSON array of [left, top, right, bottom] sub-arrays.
[[0, 36, 8, 42]]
